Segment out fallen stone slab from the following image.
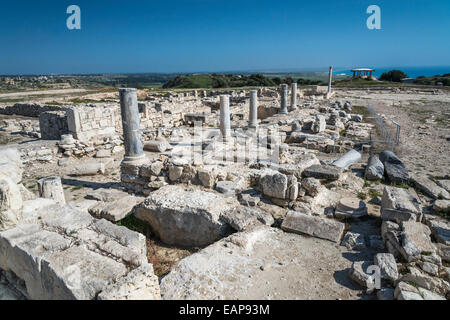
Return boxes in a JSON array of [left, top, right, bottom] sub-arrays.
[[433, 200, 450, 214], [435, 179, 450, 193], [260, 170, 288, 199], [215, 180, 238, 196], [302, 165, 342, 180], [95, 149, 112, 158], [426, 218, 450, 246], [281, 211, 345, 243], [418, 287, 446, 300], [411, 175, 450, 200], [160, 226, 360, 300], [331, 149, 361, 169], [401, 221, 436, 254], [88, 195, 140, 222], [399, 266, 450, 296], [221, 206, 274, 232], [365, 155, 384, 181], [85, 188, 129, 202], [348, 261, 376, 291], [394, 281, 420, 300], [381, 186, 421, 223], [0, 203, 160, 300], [374, 253, 398, 282], [379, 151, 409, 185], [135, 185, 238, 247]]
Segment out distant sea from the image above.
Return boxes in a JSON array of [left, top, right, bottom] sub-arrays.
[[334, 66, 450, 78]]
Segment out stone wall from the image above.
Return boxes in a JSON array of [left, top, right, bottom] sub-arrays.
[[39, 111, 68, 140], [0, 104, 67, 117], [66, 105, 119, 144]]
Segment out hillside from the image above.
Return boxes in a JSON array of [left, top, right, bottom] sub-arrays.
[[162, 74, 277, 89]]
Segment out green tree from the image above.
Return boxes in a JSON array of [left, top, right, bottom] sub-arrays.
[[379, 70, 408, 82]]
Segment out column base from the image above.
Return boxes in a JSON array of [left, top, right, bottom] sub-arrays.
[[121, 154, 149, 166], [278, 110, 288, 115]]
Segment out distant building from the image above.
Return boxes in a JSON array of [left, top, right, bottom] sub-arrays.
[[401, 78, 415, 84], [351, 68, 375, 79]]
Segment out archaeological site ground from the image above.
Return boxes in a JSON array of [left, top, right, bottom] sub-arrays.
[[0, 1, 449, 309]]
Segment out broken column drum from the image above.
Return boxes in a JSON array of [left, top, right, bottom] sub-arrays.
[[291, 82, 297, 107], [249, 90, 258, 128], [37, 176, 66, 204], [220, 95, 231, 140], [279, 84, 288, 114], [119, 88, 146, 165]]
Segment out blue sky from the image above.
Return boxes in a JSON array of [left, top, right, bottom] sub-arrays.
[[0, 0, 449, 74]]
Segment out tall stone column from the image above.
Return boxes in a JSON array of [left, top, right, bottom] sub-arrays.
[[220, 95, 231, 141], [279, 84, 288, 114], [328, 66, 333, 94], [119, 88, 146, 165], [249, 90, 258, 128], [291, 82, 297, 107]]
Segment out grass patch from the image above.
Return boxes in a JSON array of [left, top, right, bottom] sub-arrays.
[[116, 214, 148, 235], [71, 185, 83, 190], [369, 188, 382, 198], [357, 192, 367, 200]]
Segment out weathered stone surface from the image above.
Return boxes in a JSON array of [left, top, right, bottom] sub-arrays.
[[85, 188, 128, 202], [435, 243, 450, 262], [301, 177, 323, 197], [312, 115, 326, 133], [418, 287, 446, 300], [144, 140, 167, 153], [331, 149, 361, 169], [0, 203, 157, 300], [95, 149, 111, 158], [402, 221, 436, 254], [397, 291, 423, 300], [374, 253, 398, 282], [216, 180, 238, 196], [335, 198, 367, 219], [381, 186, 420, 223], [399, 266, 450, 295], [394, 281, 419, 299], [411, 175, 450, 200], [379, 151, 409, 185], [221, 206, 274, 232], [348, 261, 375, 289], [417, 261, 439, 276], [260, 170, 287, 199], [341, 231, 366, 250], [435, 179, 450, 193], [281, 211, 345, 243], [365, 155, 384, 180], [434, 200, 450, 214], [72, 162, 105, 176], [168, 165, 183, 182], [426, 218, 450, 245], [160, 226, 360, 299], [97, 263, 161, 300], [197, 169, 215, 189], [302, 165, 342, 180], [89, 196, 139, 222], [37, 176, 66, 204], [136, 185, 238, 247]]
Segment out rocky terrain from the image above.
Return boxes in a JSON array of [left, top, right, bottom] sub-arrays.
[[0, 84, 449, 300]]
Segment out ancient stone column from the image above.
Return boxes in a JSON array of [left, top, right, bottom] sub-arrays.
[[119, 88, 146, 165], [220, 95, 231, 140], [327, 66, 333, 94], [249, 90, 258, 128], [279, 84, 288, 114], [37, 176, 66, 204], [291, 82, 297, 107]]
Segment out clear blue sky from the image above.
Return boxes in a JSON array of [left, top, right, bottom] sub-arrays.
[[1, 0, 449, 74]]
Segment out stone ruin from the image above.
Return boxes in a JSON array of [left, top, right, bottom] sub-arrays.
[[1, 82, 449, 300]]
